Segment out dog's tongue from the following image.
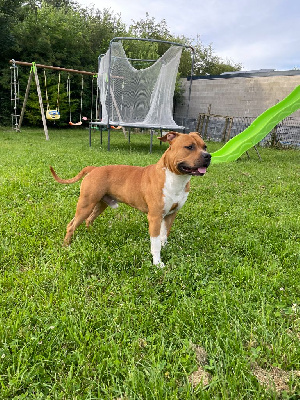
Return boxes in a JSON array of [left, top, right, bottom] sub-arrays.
[[198, 167, 207, 174]]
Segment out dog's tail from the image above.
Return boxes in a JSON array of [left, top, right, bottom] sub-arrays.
[[50, 166, 96, 184]]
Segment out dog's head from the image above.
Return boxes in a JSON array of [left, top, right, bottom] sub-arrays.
[[159, 131, 211, 176]]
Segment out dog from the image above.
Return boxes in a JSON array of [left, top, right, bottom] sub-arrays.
[[50, 131, 211, 267]]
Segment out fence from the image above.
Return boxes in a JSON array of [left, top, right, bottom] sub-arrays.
[[194, 113, 300, 148]]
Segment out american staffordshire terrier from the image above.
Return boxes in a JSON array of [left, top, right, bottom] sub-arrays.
[[50, 131, 211, 267]]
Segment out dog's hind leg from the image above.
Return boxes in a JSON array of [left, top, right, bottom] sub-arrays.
[[63, 198, 98, 246], [85, 201, 108, 228]]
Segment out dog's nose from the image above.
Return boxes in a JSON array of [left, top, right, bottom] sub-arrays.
[[203, 152, 211, 163]]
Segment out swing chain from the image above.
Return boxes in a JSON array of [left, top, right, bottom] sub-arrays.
[[44, 70, 50, 111]]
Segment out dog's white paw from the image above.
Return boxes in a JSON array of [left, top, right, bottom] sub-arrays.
[[154, 261, 165, 268]]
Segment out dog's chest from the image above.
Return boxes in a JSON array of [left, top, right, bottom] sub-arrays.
[[162, 169, 191, 216]]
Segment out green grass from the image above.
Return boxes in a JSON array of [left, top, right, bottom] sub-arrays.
[[0, 126, 299, 399]]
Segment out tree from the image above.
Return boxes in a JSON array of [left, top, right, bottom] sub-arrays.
[[191, 36, 241, 75], [0, 0, 25, 124], [12, 3, 91, 68], [86, 7, 126, 61], [129, 12, 173, 41], [0, 0, 23, 63], [128, 13, 177, 59]]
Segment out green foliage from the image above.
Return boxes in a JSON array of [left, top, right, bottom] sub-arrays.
[[86, 8, 126, 61], [13, 3, 91, 68], [187, 35, 242, 76], [0, 0, 22, 63], [123, 39, 160, 68], [0, 128, 299, 398], [129, 12, 173, 42]]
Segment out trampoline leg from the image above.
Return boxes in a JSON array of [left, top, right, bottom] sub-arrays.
[[89, 123, 92, 147], [108, 126, 111, 151], [100, 127, 103, 145], [150, 128, 154, 153]]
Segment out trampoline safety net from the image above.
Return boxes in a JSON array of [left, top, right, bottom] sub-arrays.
[[98, 41, 183, 129]]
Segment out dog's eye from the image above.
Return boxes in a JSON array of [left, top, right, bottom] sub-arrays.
[[185, 144, 194, 150]]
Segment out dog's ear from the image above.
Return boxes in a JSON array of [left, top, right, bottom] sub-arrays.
[[158, 131, 180, 143]]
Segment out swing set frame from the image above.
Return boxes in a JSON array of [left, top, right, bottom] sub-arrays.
[[9, 59, 97, 140]]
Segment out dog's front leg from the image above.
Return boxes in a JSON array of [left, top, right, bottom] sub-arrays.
[[160, 212, 177, 247], [148, 213, 164, 268]]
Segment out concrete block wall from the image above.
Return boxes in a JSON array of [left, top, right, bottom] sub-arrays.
[[175, 72, 300, 123]]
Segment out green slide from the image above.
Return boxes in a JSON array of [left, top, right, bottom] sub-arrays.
[[211, 85, 300, 164]]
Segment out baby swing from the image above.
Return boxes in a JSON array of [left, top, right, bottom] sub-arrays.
[[44, 70, 60, 120]]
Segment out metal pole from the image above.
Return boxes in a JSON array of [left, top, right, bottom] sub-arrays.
[[150, 128, 154, 153], [185, 47, 195, 131], [110, 36, 194, 52], [107, 44, 112, 150]]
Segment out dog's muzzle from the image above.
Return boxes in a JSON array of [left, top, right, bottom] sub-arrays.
[[178, 152, 211, 176]]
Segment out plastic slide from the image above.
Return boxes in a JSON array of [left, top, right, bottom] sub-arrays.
[[211, 85, 300, 164]]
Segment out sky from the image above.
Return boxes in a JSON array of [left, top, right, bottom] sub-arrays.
[[77, 0, 299, 72]]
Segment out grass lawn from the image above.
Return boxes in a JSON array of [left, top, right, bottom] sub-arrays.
[[0, 126, 299, 399]]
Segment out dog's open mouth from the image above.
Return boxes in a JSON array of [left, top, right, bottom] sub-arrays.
[[178, 164, 207, 176]]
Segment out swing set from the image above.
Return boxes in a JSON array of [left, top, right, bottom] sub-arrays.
[[9, 60, 98, 139]]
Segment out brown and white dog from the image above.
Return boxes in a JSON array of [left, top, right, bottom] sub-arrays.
[[50, 131, 211, 267]]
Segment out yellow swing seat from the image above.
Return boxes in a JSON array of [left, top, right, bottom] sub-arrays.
[[46, 109, 60, 120]]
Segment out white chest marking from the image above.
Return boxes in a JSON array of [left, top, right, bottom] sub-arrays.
[[162, 169, 191, 216]]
